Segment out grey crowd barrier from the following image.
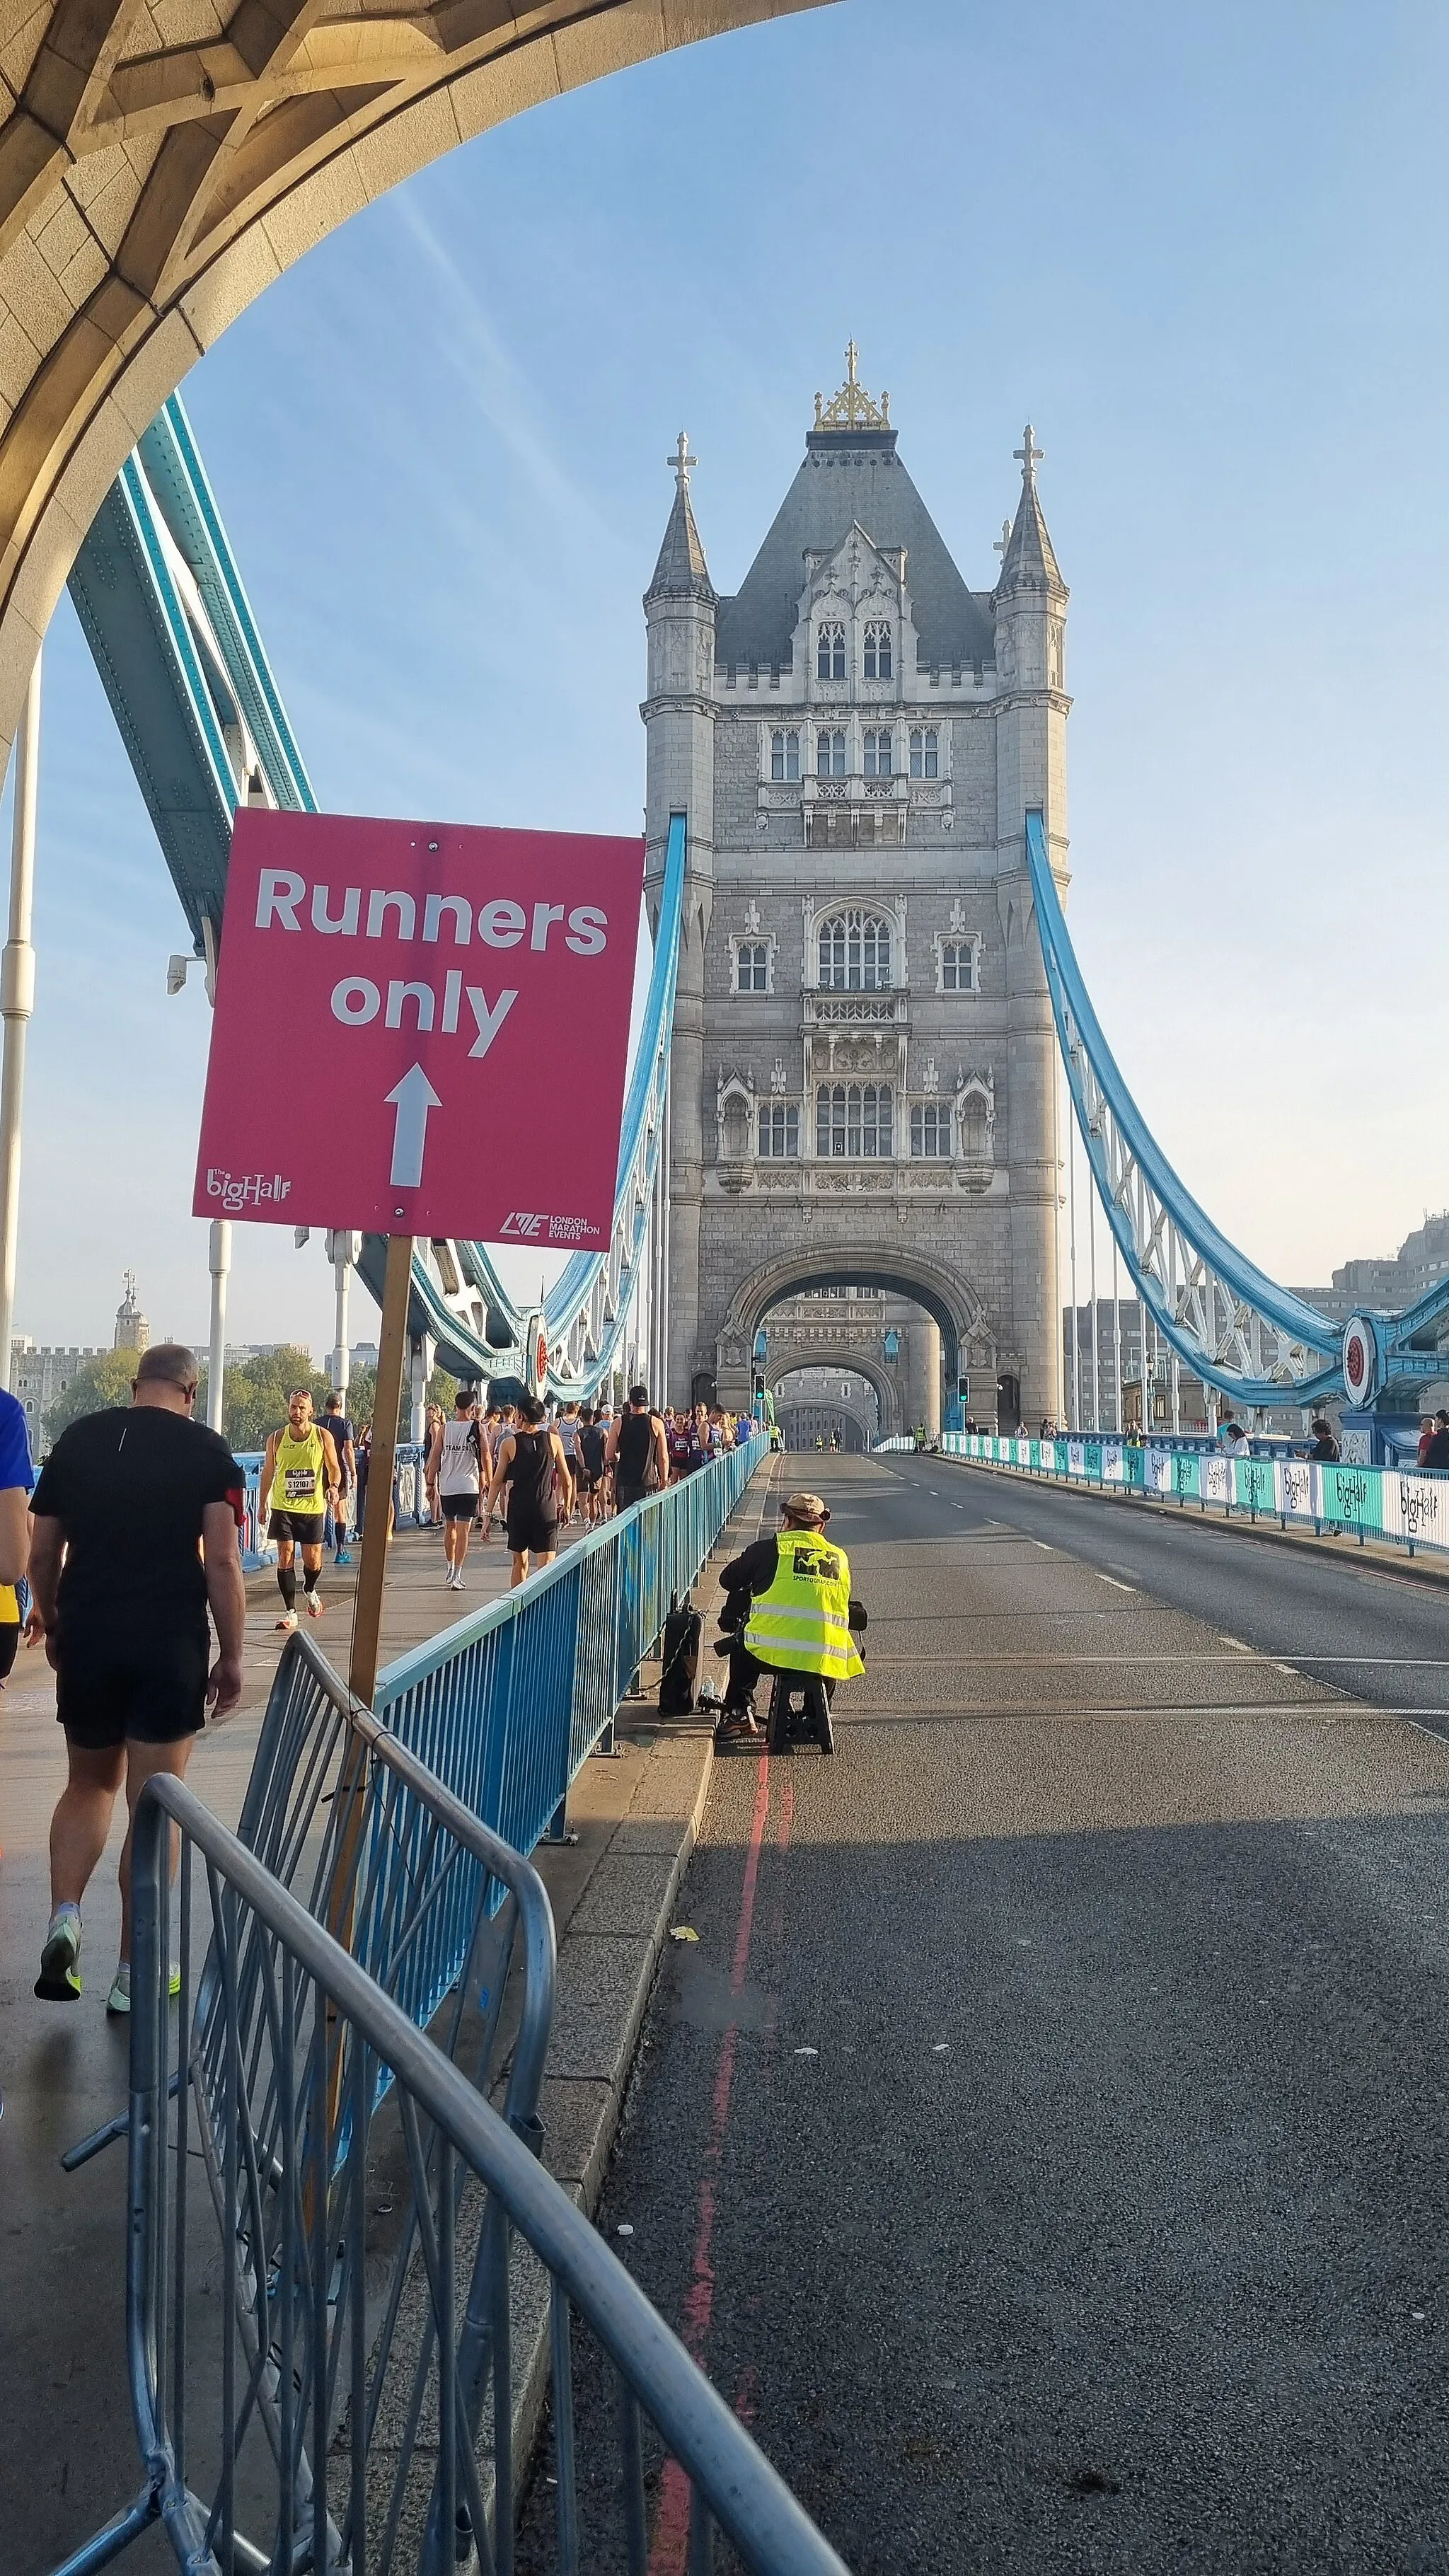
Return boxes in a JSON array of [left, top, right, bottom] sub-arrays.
[[64, 1630, 555, 2180], [52, 1777, 848, 2576], [371, 1433, 770, 1855]]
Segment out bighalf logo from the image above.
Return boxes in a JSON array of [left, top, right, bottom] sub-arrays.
[[207, 1168, 293, 1212], [502, 1211, 601, 1245]]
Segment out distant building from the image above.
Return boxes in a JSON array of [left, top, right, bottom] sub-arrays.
[[10, 1337, 104, 1450], [1293, 1210, 1449, 1326], [113, 1269, 149, 1353], [1061, 1298, 1211, 1434]]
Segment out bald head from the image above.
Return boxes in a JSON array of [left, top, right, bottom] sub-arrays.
[[133, 1343, 200, 1414]]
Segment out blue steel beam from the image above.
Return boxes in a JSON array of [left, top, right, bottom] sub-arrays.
[[1027, 809, 1448, 1407], [68, 393, 683, 1396], [67, 395, 316, 956]]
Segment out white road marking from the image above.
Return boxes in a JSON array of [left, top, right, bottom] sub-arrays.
[[1098, 1574, 1137, 1593]]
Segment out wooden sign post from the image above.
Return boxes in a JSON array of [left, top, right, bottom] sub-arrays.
[[347, 1229, 414, 1707]]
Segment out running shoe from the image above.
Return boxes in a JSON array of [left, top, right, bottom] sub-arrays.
[[106, 1960, 183, 2016], [275, 1611, 298, 1634], [35, 1905, 82, 2000], [306, 1592, 324, 1618], [335, 1549, 353, 1566]]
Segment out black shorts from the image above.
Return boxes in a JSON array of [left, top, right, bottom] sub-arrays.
[[615, 1481, 647, 1511], [269, 1509, 325, 1546], [57, 1629, 210, 1750], [506, 1510, 558, 1557], [441, 1491, 480, 1521]]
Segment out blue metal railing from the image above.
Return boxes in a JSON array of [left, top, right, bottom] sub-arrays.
[[374, 1435, 768, 1856]]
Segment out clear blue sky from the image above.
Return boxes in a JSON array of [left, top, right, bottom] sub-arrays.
[[16, 0, 1448, 1354]]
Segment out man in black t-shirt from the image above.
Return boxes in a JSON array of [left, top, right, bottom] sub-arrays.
[[30, 1341, 248, 2016]]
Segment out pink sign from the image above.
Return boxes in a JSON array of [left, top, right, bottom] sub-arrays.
[[193, 811, 644, 1244]]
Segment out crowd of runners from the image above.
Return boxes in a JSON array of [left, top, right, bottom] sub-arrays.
[[413, 1383, 760, 1591]]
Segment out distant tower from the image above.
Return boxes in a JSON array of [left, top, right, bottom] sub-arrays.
[[992, 425, 1070, 1419], [641, 358, 1070, 1431], [114, 1269, 150, 1353], [642, 431, 717, 1404]]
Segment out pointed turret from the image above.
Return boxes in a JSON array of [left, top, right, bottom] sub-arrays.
[[994, 425, 1064, 600], [645, 432, 715, 604], [642, 434, 718, 1408]]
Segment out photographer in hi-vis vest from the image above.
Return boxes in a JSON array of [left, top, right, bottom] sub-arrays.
[[712, 1491, 865, 1741]]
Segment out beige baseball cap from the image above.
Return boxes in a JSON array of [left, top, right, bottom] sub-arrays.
[[783, 1492, 829, 1523]]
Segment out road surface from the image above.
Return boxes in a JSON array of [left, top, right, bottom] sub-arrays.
[[520, 1452, 1449, 2575]]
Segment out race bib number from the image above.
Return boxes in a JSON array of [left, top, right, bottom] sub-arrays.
[[284, 1467, 316, 1503]]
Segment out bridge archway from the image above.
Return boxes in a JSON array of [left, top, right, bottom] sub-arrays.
[[719, 1246, 993, 1411], [764, 1344, 895, 1439], [0, 1, 824, 758], [773, 1377, 874, 1455]]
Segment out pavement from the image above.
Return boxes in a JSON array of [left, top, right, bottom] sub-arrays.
[[0, 1471, 780, 2576], [517, 1451, 1449, 2576]]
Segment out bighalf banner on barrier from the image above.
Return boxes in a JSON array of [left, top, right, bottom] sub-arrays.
[[193, 809, 644, 1240], [882, 1431, 1449, 1561]]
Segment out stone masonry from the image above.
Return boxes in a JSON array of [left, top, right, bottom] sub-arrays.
[[642, 356, 1069, 1431]]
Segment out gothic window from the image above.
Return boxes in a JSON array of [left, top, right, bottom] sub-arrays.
[[735, 942, 770, 993], [816, 1083, 894, 1158], [863, 620, 892, 680], [770, 727, 800, 782], [758, 1103, 799, 1157], [819, 909, 891, 992], [910, 1102, 952, 1157], [940, 940, 978, 993], [720, 1093, 751, 1161], [817, 620, 846, 683], [816, 729, 847, 780], [910, 726, 940, 778], [863, 729, 894, 779], [959, 1090, 989, 1159]]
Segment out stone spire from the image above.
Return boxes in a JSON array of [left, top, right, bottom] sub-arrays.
[[645, 432, 715, 603], [995, 424, 1064, 597], [114, 1267, 149, 1353]]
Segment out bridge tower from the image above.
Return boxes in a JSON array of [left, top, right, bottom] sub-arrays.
[[642, 359, 1069, 1430], [643, 432, 716, 1406]]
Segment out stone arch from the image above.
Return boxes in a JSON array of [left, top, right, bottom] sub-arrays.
[[721, 1244, 991, 1394], [773, 1380, 874, 1453], [0, 0, 823, 758], [763, 1341, 896, 1436]]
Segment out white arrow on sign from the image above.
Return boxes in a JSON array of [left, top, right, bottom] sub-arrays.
[[386, 1062, 443, 1189]]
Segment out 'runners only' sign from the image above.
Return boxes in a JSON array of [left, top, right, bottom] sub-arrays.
[[193, 811, 644, 1241]]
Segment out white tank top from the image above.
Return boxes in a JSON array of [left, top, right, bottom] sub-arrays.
[[438, 1416, 481, 1496]]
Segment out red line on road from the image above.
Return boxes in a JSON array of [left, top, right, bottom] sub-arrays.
[[648, 1754, 773, 2575]]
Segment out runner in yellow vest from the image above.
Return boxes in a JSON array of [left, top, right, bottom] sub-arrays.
[[714, 1492, 865, 1738], [262, 1390, 340, 1633]]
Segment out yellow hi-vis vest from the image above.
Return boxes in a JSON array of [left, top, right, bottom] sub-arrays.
[[744, 1534, 865, 1682], [270, 1423, 326, 1514]]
